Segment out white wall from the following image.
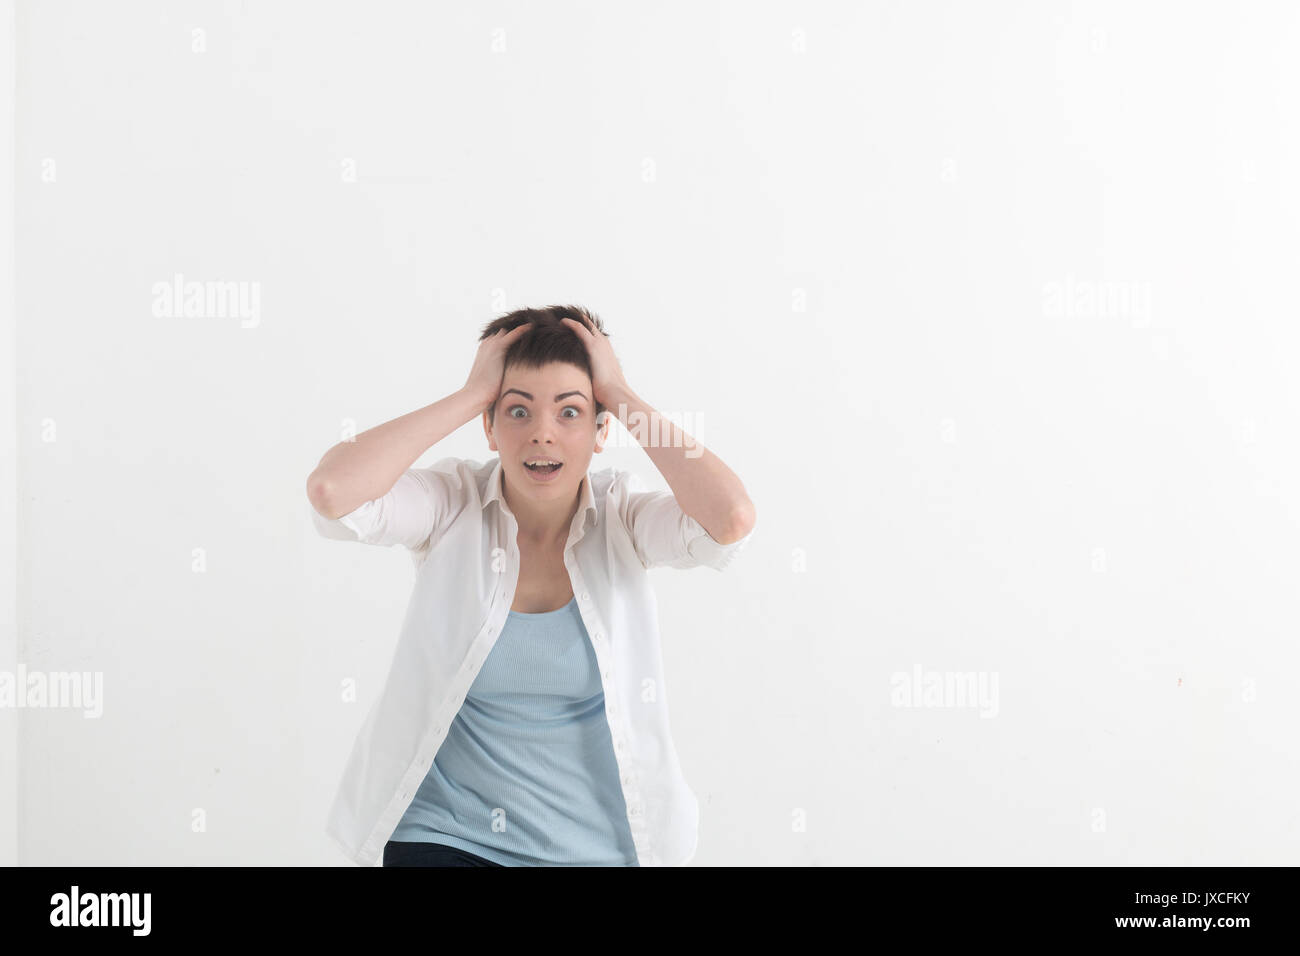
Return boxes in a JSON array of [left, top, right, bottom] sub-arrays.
[[10, 0, 1300, 865], [1, 0, 15, 870]]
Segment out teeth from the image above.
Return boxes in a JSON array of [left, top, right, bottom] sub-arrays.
[[525, 460, 561, 468]]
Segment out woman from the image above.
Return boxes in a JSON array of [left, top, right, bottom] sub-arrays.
[[307, 305, 756, 866]]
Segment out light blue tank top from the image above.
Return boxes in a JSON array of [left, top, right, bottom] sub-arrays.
[[389, 596, 640, 866]]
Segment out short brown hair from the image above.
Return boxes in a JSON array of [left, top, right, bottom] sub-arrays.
[[478, 304, 610, 425]]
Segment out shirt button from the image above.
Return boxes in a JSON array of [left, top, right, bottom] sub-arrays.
[[614, 738, 626, 753], [594, 631, 604, 642], [434, 725, 443, 735], [581, 591, 590, 601], [602, 668, 611, 680]]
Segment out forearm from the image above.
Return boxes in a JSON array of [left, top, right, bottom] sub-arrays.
[[605, 383, 755, 543], [307, 387, 488, 519]]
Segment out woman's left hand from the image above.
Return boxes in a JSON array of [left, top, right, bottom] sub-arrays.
[[561, 316, 630, 406]]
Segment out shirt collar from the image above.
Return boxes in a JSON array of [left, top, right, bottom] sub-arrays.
[[482, 456, 597, 529]]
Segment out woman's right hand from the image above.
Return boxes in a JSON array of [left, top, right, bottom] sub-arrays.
[[463, 324, 530, 412]]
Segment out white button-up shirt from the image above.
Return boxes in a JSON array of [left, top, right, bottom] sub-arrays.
[[310, 455, 755, 866]]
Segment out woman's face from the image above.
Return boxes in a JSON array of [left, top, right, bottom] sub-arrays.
[[484, 361, 608, 506]]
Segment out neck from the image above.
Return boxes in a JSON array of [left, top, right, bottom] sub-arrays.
[[502, 473, 583, 546]]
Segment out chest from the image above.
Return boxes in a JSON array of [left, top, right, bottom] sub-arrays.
[[510, 540, 575, 613]]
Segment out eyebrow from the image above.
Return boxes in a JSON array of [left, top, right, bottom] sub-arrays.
[[501, 389, 589, 403]]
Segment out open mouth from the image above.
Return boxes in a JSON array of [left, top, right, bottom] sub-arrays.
[[523, 460, 563, 480]]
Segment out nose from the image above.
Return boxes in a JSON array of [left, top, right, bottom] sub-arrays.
[[529, 419, 558, 444]]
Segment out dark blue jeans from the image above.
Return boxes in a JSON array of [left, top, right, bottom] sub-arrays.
[[383, 840, 505, 867]]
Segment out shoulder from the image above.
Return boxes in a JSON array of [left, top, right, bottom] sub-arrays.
[[587, 465, 652, 508], [587, 464, 628, 492], [409, 456, 490, 504]]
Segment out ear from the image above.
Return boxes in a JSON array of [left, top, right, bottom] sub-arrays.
[[593, 410, 611, 454], [483, 409, 497, 451]]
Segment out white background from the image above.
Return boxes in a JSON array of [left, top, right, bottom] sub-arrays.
[[4, 0, 1298, 865]]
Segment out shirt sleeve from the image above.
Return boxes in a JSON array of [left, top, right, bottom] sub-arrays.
[[614, 471, 755, 572], [309, 466, 453, 553]]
